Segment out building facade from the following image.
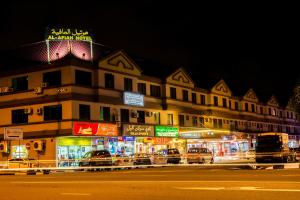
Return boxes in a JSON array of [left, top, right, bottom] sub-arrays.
[[0, 43, 299, 166]]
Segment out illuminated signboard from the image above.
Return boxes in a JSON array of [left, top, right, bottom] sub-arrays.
[[123, 124, 154, 137], [155, 126, 178, 137], [179, 132, 202, 139], [123, 92, 144, 107], [73, 122, 118, 136], [46, 28, 93, 41]]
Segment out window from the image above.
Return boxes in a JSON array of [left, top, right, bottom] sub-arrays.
[[138, 83, 146, 95], [200, 95, 206, 105], [214, 96, 218, 106], [229, 100, 231, 109], [120, 109, 129, 123], [100, 107, 110, 121], [124, 77, 132, 91], [251, 104, 255, 112], [291, 112, 294, 119], [218, 119, 223, 128], [43, 70, 61, 87], [192, 93, 197, 104], [260, 107, 263, 114], [235, 102, 238, 110], [12, 109, 28, 124], [137, 111, 145, 124], [170, 87, 177, 99], [167, 114, 173, 125], [105, 73, 114, 89], [44, 105, 62, 121], [192, 116, 197, 126], [213, 119, 218, 128], [199, 117, 204, 126], [179, 115, 185, 126], [222, 98, 227, 108], [75, 70, 92, 86], [150, 85, 161, 97], [154, 112, 160, 124], [287, 111, 290, 118], [12, 76, 28, 92], [280, 111, 283, 118], [245, 103, 248, 112], [271, 109, 276, 116], [79, 104, 90, 120], [183, 90, 189, 101], [268, 108, 271, 115]]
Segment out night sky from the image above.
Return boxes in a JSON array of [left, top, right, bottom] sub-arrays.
[[0, 2, 299, 105]]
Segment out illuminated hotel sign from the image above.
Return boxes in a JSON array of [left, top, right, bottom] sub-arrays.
[[73, 122, 118, 136], [123, 92, 144, 107], [155, 126, 178, 137], [46, 28, 93, 41], [123, 124, 154, 137]]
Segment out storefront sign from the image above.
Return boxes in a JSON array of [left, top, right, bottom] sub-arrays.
[[179, 132, 202, 139], [4, 128, 23, 140], [123, 92, 144, 107], [155, 126, 178, 137], [46, 28, 93, 41], [73, 122, 118, 136], [123, 124, 154, 137]]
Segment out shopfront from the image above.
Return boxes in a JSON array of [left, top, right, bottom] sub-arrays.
[[56, 122, 119, 166], [179, 127, 248, 158]]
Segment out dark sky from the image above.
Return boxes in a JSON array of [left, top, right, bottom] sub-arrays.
[[0, 2, 299, 105]]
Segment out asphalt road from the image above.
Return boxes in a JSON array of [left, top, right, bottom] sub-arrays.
[[0, 167, 300, 200]]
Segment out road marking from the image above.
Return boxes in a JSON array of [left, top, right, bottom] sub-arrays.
[[60, 193, 91, 196], [11, 180, 300, 184], [174, 187, 300, 192], [142, 175, 166, 177]]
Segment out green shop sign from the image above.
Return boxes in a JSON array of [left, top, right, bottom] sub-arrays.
[[155, 126, 178, 137]]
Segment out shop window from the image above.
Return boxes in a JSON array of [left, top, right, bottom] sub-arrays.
[[124, 77, 132, 91], [121, 109, 129, 123], [167, 114, 173, 125], [79, 104, 90, 120], [214, 96, 218, 106], [100, 107, 110, 121], [44, 105, 62, 121], [200, 95, 206, 105], [138, 83, 146, 95], [251, 104, 255, 112], [192, 116, 197, 126], [179, 115, 185, 126], [170, 87, 177, 99], [245, 103, 249, 112], [137, 111, 145, 124], [235, 102, 238, 110], [12, 109, 28, 124], [154, 112, 160, 124], [150, 85, 161, 97], [222, 98, 227, 108], [183, 90, 189, 101], [192, 93, 197, 104], [105, 73, 115, 89], [75, 70, 92, 87], [12, 76, 28, 92], [43, 70, 61, 87]]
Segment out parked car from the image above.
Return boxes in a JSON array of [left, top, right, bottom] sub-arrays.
[[79, 150, 113, 167], [151, 151, 168, 164], [153, 148, 181, 164], [6, 158, 39, 169], [113, 154, 133, 166], [245, 150, 256, 160], [296, 147, 300, 162], [287, 148, 298, 162], [187, 148, 213, 164], [133, 153, 152, 165]]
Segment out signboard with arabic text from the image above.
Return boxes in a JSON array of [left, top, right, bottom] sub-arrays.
[[155, 126, 178, 137], [123, 124, 154, 137], [46, 28, 93, 41]]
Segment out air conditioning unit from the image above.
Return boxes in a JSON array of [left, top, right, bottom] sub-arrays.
[[0, 141, 8, 153], [145, 111, 153, 117], [41, 82, 48, 88], [2, 87, 13, 93], [33, 140, 44, 151], [34, 87, 43, 94], [24, 108, 33, 115], [37, 108, 43, 115]]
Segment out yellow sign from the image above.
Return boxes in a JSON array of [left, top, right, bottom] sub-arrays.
[[46, 28, 93, 41]]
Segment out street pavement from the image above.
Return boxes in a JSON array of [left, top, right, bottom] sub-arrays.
[[0, 166, 300, 200]]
